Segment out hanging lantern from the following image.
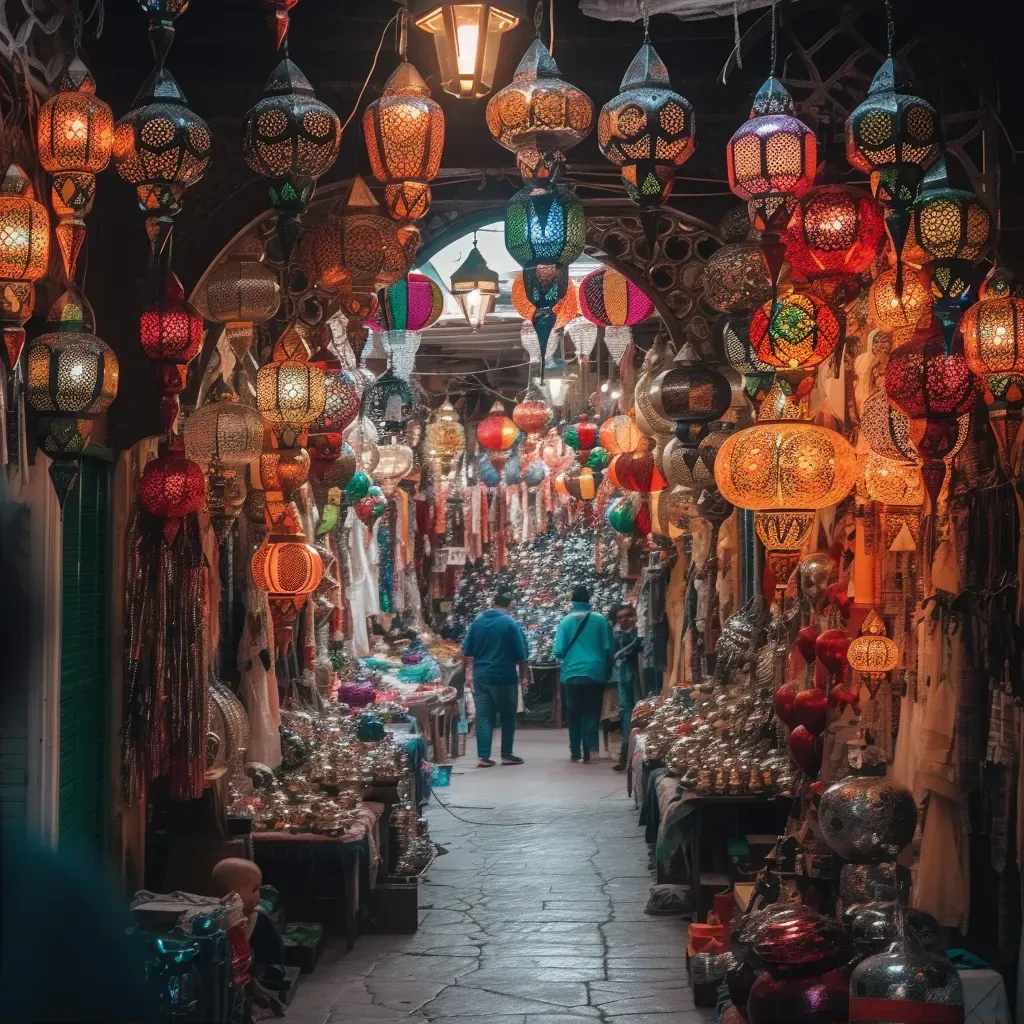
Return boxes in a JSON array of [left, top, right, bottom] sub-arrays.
[[607, 494, 651, 536], [702, 240, 774, 316], [562, 463, 603, 501], [863, 451, 925, 551], [727, 77, 816, 287], [600, 413, 651, 456], [694, 422, 736, 490], [259, 444, 311, 500], [25, 288, 119, 508], [598, 41, 695, 230], [371, 439, 415, 496], [861, 388, 969, 468], [425, 398, 466, 475], [720, 315, 774, 403], [633, 338, 676, 438], [369, 271, 444, 381], [750, 291, 844, 372], [512, 394, 552, 437], [36, 58, 114, 278], [520, 321, 565, 366], [604, 326, 633, 366], [615, 450, 666, 493], [139, 447, 206, 546], [565, 317, 599, 361], [307, 338, 360, 467], [476, 399, 521, 472], [140, 270, 204, 432], [113, 68, 211, 248], [912, 157, 993, 351], [256, 323, 327, 448], [243, 59, 341, 258], [363, 368, 418, 433], [661, 436, 698, 490], [194, 234, 281, 361], [512, 274, 578, 328], [649, 358, 732, 446], [579, 268, 654, 328], [885, 323, 979, 419], [846, 610, 900, 695], [0, 165, 50, 371], [867, 264, 930, 343], [413, 1, 522, 101], [563, 416, 599, 456], [486, 37, 593, 180], [450, 239, 500, 330], [363, 60, 445, 223]]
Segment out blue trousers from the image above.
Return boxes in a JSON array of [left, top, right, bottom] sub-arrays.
[[474, 681, 518, 759], [563, 679, 605, 759], [618, 677, 637, 764]]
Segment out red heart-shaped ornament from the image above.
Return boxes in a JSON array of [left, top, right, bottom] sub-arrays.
[[815, 628, 850, 677], [788, 725, 823, 776], [773, 683, 800, 730], [793, 688, 828, 736], [829, 681, 859, 710], [796, 626, 819, 665]]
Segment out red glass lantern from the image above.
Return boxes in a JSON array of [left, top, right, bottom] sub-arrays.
[[307, 339, 360, 466], [139, 448, 205, 545], [615, 450, 667, 493], [750, 291, 844, 372], [476, 399, 521, 471], [563, 416, 599, 459], [512, 396, 552, 437], [140, 270, 204, 432], [578, 268, 653, 327]]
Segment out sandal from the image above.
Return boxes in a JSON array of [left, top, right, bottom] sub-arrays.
[[501, 755, 524, 765], [477, 758, 496, 768]]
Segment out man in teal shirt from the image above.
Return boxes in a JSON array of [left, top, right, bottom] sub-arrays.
[[462, 590, 529, 767], [554, 584, 615, 763]]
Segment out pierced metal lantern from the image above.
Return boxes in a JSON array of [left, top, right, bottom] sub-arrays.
[[649, 359, 732, 445], [363, 60, 445, 223], [476, 399, 521, 472], [512, 274, 578, 328], [597, 42, 695, 213], [485, 37, 594, 180], [140, 270, 204, 432], [451, 240, 500, 330], [371, 439, 415, 496], [425, 398, 466, 476], [750, 291, 844, 372], [25, 288, 119, 508], [307, 339, 361, 466], [259, 446, 311, 499], [413, 1, 522, 100], [139, 448, 206, 546], [847, 609, 900, 693], [243, 58, 341, 256], [36, 58, 114, 278], [863, 451, 925, 551], [0, 164, 50, 370], [702, 241, 774, 316], [256, 324, 327, 448], [720, 315, 774, 403], [579, 268, 654, 327], [113, 68, 211, 240], [867, 264, 930, 343], [363, 368, 418, 433]]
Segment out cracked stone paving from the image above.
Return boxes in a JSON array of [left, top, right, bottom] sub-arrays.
[[283, 730, 715, 1024]]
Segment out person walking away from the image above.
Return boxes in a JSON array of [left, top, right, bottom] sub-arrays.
[[462, 589, 529, 767], [610, 603, 642, 772], [554, 584, 615, 763]]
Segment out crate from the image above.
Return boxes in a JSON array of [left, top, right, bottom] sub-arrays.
[[366, 883, 419, 934]]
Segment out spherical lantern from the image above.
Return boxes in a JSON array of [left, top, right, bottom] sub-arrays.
[[541, 433, 575, 474], [607, 494, 651, 536], [694, 422, 736, 490], [600, 413, 651, 455], [363, 368, 418, 433], [371, 440, 415, 496], [425, 398, 466, 475], [256, 325, 327, 448], [371, 272, 444, 333], [649, 360, 732, 445], [113, 68, 211, 230], [727, 77, 816, 245], [512, 274, 578, 328], [661, 436, 697, 490], [597, 42, 695, 211], [0, 164, 51, 369], [36, 58, 113, 278], [243, 58, 340, 254], [25, 288, 118, 508], [512, 396, 552, 437], [562, 417, 599, 457], [885, 322, 979, 421], [702, 241, 774, 315], [485, 38, 594, 180], [867, 264, 930, 342], [307, 340, 360, 464], [562, 464, 603, 501], [140, 270, 204, 432], [139, 449, 206, 545], [579, 268, 654, 327], [615, 450, 667, 493], [847, 609, 900, 695], [185, 379, 264, 470], [476, 399, 521, 471], [450, 239, 501, 331], [363, 60, 444, 223], [750, 291, 844, 371]]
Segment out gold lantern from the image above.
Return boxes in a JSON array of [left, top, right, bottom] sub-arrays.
[[256, 323, 326, 448], [36, 58, 114, 278], [867, 264, 930, 344], [451, 238, 500, 330], [363, 61, 445, 223], [25, 288, 118, 508], [425, 398, 466, 476], [862, 451, 924, 552], [371, 439, 415, 496], [414, 1, 522, 100], [846, 610, 899, 696], [0, 164, 51, 369]]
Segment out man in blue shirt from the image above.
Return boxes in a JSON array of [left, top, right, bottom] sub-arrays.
[[462, 589, 529, 767]]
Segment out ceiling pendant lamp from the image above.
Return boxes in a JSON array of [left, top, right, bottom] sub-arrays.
[[512, 391, 553, 439], [862, 451, 925, 551], [451, 235, 500, 330], [256, 321, 327, 450], [749, 290, 844, 378], [867, 264, 930, 345], [413, 1, 523, 100], [363, 368, 419, 435], [138, 445, 207, 546], [846, 610, 900, 696]]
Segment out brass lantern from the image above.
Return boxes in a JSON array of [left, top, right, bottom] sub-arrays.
[[0, 165, 50, 370], [371, 439, 415, 496], [867, 264, 930, 345], [703, 240, 775, 316], [36, 58, 114, 278], [846, 610, 900, 696], [363, 61, 445, 223], [451, 239, 500, 330], [25, 288, 118, 508], [414, 1, 523, 100], [425, 398, 466, 476], [256, 323, 327, 448]]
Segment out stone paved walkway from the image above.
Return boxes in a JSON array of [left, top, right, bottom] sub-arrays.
[[285, 729, 715, 1024]]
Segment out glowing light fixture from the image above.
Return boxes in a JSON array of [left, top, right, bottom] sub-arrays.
[[450, 235, 500, 330]]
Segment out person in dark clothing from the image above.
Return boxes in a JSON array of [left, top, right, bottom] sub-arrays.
[[462, 589, 529, 767], [610, 603, 642, 771]]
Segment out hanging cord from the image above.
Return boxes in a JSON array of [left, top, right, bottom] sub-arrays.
[[72, 0, 83, 53], [885, 0, 894, 56], [770, 0, 778, 76], [549, 0, 555, 54], [534, 0, 544, 39], [733, 1, 742, 69], [340, 11, 401, 134], [397, 0, 408, 60], [638, 0, 650, 40]]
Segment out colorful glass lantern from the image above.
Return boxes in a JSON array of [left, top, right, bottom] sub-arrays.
[[721, 315, 774, 403], [195, 234, 281, 360], [727, 77, 816, 286], [113, 68, 211, 244], [750, 291, 844, 372], [579, 268, 654, 327], [25, 288, 119, 508], [703, 241, 774, 315], [425, 398, 466, 475], [371, 440, 415, 496], [512, 395, 552, 437], [846, 610, 900, 694], [607, 494, 652, 536], [140, 270, 204, 432], [413, 1, 522, 100], [36, 59, 113, 278], [307, 339, 360, 465], [372, 272, 444, 333], [867, 264, 930, 343], [256, 324, 327, 448], [562, 464, 603, 501], [450, 239, 500, 330], [563, 416, 599, 456], [649, 359, 732, 445], [485, 37, 594, 180], [139, 448, 206, 545], [0, 165, 50, 369], [597, 42, 695, 217], [512, 274, 578, 328], [243, 59, 341, 257], [363, 60, 445, 223], [363, 368, 418, 433], [615, 450, 667, 493], [476, 399, 521, 472], [600, 413, 651, 455]]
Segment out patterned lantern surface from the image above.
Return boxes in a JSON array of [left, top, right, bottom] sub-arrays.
[[863, 453, 925, 506], [477, 400, 521, 454], [307, 342, 360, 462], [694, 422, 735, 489], [371, 441, 415, 496], [885, 322, 979, 421], [505, 180, 585, 270], [784, 185, 885, 278], [962, 294, 1024, 404], [597, 42, 695, 209], [846, 58, 941, 206], [847, 611, 900, 677], [600, 413, 650, 455], [425, 398, 466, 471], [139, 450, 206, 544], [867, 264, 930, 340], [25, 288, 119, 507], [750, 291, 843, 371], [113, 68, 211, 218], [726, 77, 816, 232], [363, 368, 418, 432], [703, 241, 773, 315], [485, 38, 593, 180], [243, 59, 340, 216], [260, 447, 310, 497], [661, 436, 697, 490], [372, 272, 444, 332], [414, 2, 521, 101], [566, 317, 599, 359], [649, 361, 732, 433], [562, 464, 602, 501], [563, 417, 599, 454], [615, 450, 666, 493], [36, 59, 114, 277], [607, 494, 651, 535], [363, 61, 445, 222], [512, 274, 578, 328], [451, 242, 500, 330], [185, 379, 264, 469], [541, 433, 575, 473], [579, 268, 653, 327], [512, 397, 552, 436], [256, 327, 327, 444], [861, 388, 969, 467]]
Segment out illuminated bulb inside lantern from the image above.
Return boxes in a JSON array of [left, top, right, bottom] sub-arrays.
[[67, 118, 86, 141], [69, 363, 84, 380], [456, 22, 479, 77], [611, 390, 621, 400], [601, 382, 609, 393]]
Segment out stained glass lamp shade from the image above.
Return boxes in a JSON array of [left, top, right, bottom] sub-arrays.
[[36, 58, 113, 278], [476, 400, 521, 471], [414, 1, 522, 100], [25, 289, 118, 507], [363, 60, 445, 223], [579, 268, 654, 327], [512, 274, 578, 328], [425, 398, 466, 474], [363, 368, 418, 433], [597, 42, 695, 211], [450, 242, 500, 330]]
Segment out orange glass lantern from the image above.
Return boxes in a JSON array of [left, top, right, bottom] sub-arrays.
[[846, 610, 900, 696], [256, 323, 327, 448], [562, 464, 603, 501], [476, 399, 521, 472], [600, 413, 651, 455], [512, 274, 578, 328], [750, 291, 844, 372]]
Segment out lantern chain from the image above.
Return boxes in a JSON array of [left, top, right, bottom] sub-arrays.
[[73, 0, 83, 53], [885, 0, 895, 56], [637, 0, 650, 40], [534, 0, 544, 39], [770, 0, 778, 76]]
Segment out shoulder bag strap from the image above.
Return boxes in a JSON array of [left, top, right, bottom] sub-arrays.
[[562, 612, 592, 659]]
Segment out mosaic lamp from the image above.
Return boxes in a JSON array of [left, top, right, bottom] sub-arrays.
[[476, 399, 521, 472], [750, 290, 844, 373], [425, 398, 466, 476], [867, 264, 930, 344], [597, 42, 695, 220], [846, 610, 900, 696], [363, 368, 419, 433], [25, 288, 118, 508], [139, 270, 203, 432], [36, 58, 113, 278], [413, 1, 523, 100], [363, 60, 445, 223], [243, 59, 341, 257], [255, 323, 327, 448], [0, 165, 50, 369], [450, 238, 500, 330]]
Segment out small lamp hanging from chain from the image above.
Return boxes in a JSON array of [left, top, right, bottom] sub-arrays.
[[451, 232, 500, 330]]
